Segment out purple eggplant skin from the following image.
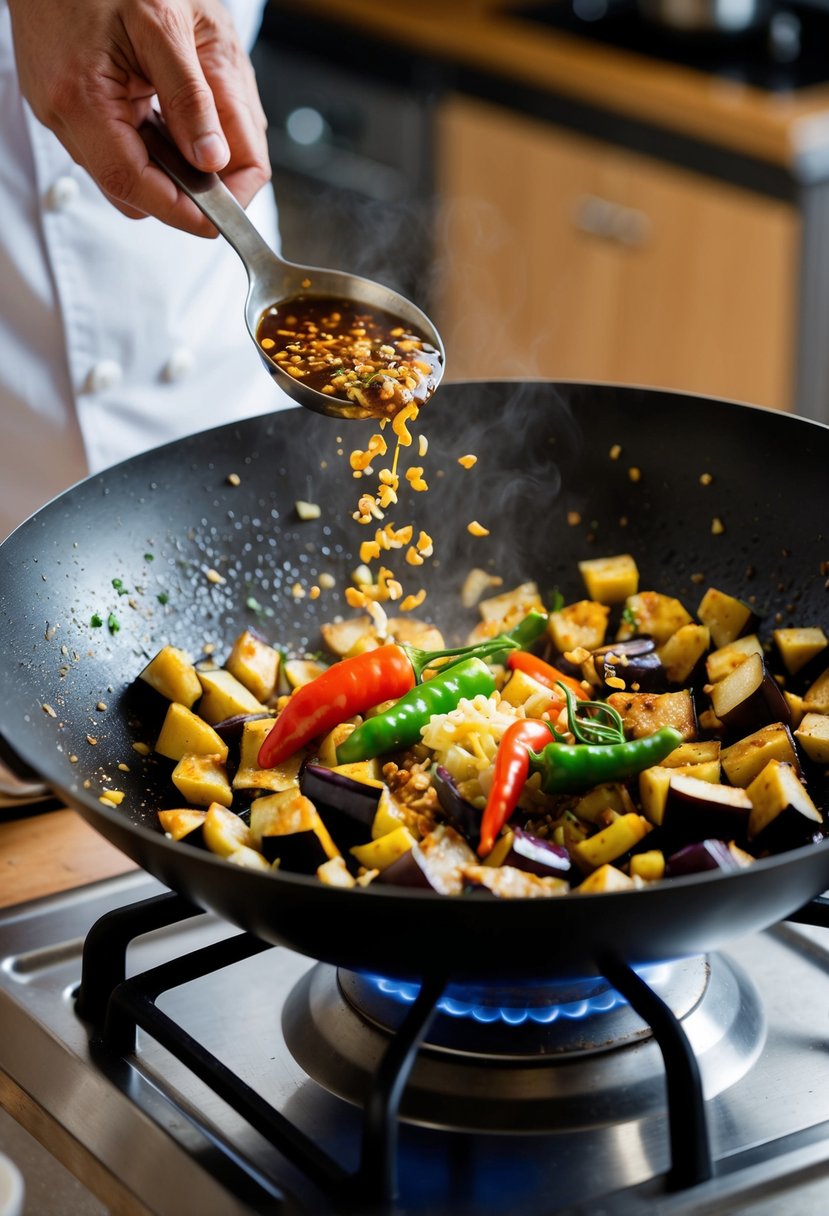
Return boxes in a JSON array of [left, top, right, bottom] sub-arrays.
[[261, 829, 330, 873], [662, 783, 752, 849], [666, 839, 743, 877], [432, 765, 481, 847], [377, 846, 434, 890], [500, 827, 573, 879], [590, 638, 666, 693], [710, 652, 791, 736], [212, 711, 273, 768], [300, 762, 382, 851]]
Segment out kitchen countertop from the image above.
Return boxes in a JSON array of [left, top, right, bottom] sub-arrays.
[[0, 809, 136, 910], [265, 0, 829, 170]]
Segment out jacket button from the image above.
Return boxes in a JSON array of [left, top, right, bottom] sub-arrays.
[[85, 360, 123, 393], [162, 347, 195, 382], [45, 176, 80, 211]]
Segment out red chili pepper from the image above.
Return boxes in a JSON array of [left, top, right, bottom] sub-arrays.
[[478, 718, 557, 857], [506, 650, 589, 700], [258, 644, 415, 768]]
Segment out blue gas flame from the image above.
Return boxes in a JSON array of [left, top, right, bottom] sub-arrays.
[[365, 965, 671, 1025]]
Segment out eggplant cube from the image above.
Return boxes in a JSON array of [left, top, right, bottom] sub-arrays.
[[639, 762, 720, 827], [155, 702, 229, 763], [225, 630, 281, 702], [590, 638, 664, 694], [657, 624, 711, 686], [666, 839, 752, 877], [629, 850, 666, 882], [709, 652, 790, 735], [498, 827, 573, 879], [616, 591, 693, 645], [795, 712, 829, 765], [139, 645, 202, 708], [578, 554, 639, 604], [572, 813, 651, 872], [378, 824, 476, 894], [747, 760, 823, 851], [171, 753, 232, 808], [300, 762, 384, 849], [705, 634, 763, 685], [720, 722, 800, 788], [547, 599, 610, 653], [233, 718, 301, 793], [697, 587, 755, 649], [576, 864, 636, 893], [607, 689, 697, 741], [197, 668, 268, 725], [773, 627, 828, 677], [351, 825, 417, 872], [805, 668, 829, 714], [157, 808, 207, 844], [250, 790, 340, 872], [202, 803, 251, 857], [663, 773, 753, 846]]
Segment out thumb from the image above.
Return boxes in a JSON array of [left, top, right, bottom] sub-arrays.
[[133, 24, 229, 171]]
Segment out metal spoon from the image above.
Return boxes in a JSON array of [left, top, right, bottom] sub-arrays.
[[140, 117, 444, 421]]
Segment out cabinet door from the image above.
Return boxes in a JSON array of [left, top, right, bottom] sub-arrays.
[[435, 95, 799, 410]]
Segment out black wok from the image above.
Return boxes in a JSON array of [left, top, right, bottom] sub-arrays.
[[1, 381, 827, 982]]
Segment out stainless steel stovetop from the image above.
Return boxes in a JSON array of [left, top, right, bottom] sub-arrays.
[[3, 871, 829, 1215]]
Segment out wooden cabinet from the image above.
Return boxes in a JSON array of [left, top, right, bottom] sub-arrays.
[[434, 94, 800, 410]]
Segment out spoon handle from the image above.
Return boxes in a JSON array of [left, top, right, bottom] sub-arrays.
[[139, 114, 277, 276]]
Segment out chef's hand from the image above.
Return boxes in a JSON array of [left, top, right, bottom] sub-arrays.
[[8, 0, 270, 237]]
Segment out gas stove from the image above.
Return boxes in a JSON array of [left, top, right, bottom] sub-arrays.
[[3, 873, 829, 1215]]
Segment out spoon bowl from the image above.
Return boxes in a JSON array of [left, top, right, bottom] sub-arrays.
[[141, 117, 445, 420]]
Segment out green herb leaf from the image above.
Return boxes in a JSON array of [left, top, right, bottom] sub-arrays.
[[144, 552, 155, 562], [107, 613, 120, 635], [621, 603, 638, 630], [157, 592, 169, 606], [546, 587, 565, 614], [90, 613, 103, 628], [112, 577, 129, 596]]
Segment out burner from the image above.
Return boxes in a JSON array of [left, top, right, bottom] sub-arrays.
[[282, 955, 766, 1133]]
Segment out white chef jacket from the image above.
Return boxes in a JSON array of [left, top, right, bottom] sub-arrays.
[[0, 0, 291, 542]]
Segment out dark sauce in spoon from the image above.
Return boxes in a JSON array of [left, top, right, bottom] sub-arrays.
[[256, 296, 443, 419]]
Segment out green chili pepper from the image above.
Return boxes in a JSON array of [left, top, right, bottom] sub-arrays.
[[336, 656, 496, 764], [528, 725, 683, 794], [489, 609, 548, 664]]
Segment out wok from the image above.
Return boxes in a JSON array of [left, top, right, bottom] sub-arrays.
[[0, 380, 827, 983]]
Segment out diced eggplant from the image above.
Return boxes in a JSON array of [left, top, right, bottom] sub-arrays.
[[662, 773, 752, 846], [225, 630, 281, 702], [197, 668, 269, 724], [657, 624, 711, 687], [171, 753, 232, 808], [460, 864, 569, 898], [214, 711, 273, 747], [157, 808, 207, 846], [720, 722, 800, 788], [709, 652, 790, 735], [773, 627, 828, 678], [317, 856, 357, 888], [607, 689, 698, 741], [795, 713, 829, 765], [202, 803, 252, 857], [629, 849, 666, 882], [377, 824, 476, 894], [746, 760, 823, 852], [616, 591, 693, 645], [697, 587, 755, 649], [432, 765, 481, 846], [705, 634, 764, 684], [571, 813, 651, 873], [588, 638, 665, 693], [155, 702, 229, 763], [139, 645, 202, 707], [666, 839, 752, 877], [233, 718, 302, 794], [576, 864, 636, 893], [805, 667, 829, 714], [351, 825, 417, 872], [547, 599, 610, 653], [578, 554, 639, 604], [494, 827, 573, 880], [301, 762, 383, 849], [250, 790, 340, 872]]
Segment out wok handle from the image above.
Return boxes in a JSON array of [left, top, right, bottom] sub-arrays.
[[0, 736, 51, 808]]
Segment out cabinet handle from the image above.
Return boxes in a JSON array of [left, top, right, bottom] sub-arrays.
[[573, 195, 651, 248]]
